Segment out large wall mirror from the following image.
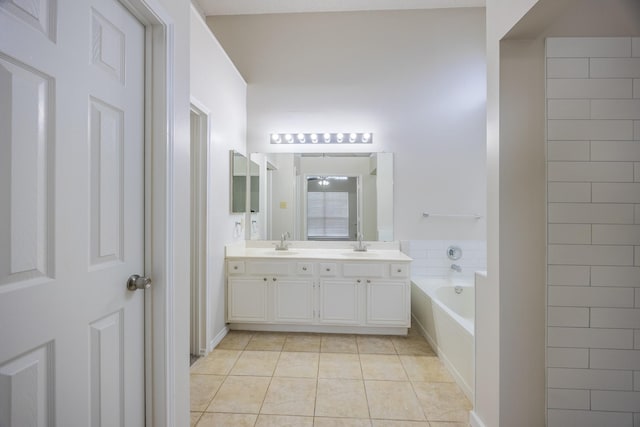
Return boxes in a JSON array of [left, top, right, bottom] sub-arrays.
[[250, 152, 393, 241]]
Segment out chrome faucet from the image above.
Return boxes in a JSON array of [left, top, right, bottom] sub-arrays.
[[353, 232, 368, 252], [275, 232, 290, 251], [451, 263, 462, 273]]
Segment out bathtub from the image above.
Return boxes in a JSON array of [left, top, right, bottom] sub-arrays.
[[411, 276, 474, 401]]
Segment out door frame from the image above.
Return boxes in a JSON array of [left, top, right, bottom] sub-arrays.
[[118, 0, 176, 426], [189, 98, 211, 357]]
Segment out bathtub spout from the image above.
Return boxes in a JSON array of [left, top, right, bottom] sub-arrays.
[[450, 263, 462, 273], [454, 285, 463, 294]]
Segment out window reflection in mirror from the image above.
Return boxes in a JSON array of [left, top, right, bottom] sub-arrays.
[[307, 176, 358, 241]]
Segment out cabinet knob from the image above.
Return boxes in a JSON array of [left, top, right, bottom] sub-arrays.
[[234, 266, 238, 270], [357, 279, 361, 283], [302, 266, 307, 271], [397, 268, 402, 273], [263, 277, 267, 281], [367, 279, 371, 283], [273, 277, 277, 281], [326, 268, 331, 272]]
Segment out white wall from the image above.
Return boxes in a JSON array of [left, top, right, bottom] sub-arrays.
[[190, 7, 247, 351], [207, 9, 487, 242], [546, 36, 640, 427]]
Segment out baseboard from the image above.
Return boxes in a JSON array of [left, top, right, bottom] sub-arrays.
[[469, 410, 486, 427], [208, 326, 229, 352]]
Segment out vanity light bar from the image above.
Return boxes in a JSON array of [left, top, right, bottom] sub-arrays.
[[270, 132, 373, 144]]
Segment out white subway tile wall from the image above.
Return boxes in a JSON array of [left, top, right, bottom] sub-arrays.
[[547, 37, 640, 426], [401, 240, 486, 280]]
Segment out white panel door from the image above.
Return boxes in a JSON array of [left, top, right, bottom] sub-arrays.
[[0, 0, 146, 425]]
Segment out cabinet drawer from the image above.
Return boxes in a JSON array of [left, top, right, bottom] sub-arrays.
[[342, 263, 384, 278], [319, 263, 337, 276], [390, 263, 409, 278], [246, 261, 291, 276], [296, 262, 314, 275], [228, 261, 245, 274]]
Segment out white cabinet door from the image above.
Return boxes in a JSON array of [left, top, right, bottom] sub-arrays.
[[367, 280, 410, 326], [273, 279, 314, 323], [0, 1, 146, 425], [319, 280, 361, 325], [228, 278, 269, 322]]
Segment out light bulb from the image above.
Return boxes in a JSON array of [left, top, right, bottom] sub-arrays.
[[271, 133, 281, 144], [323, 133, 331, 143], [310, 133, 318, 143], [362, 133, 371, 142], [297, 133, 305, 143], [285, 133, 293, 143], [336, 133, 344, 143], [349, 133, 357, 143]]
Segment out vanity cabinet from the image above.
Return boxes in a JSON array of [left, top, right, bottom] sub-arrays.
[[318, 279, 360, 325], [225, 256, 411, 333]]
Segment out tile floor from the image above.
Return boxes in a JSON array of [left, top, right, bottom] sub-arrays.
[[190, 328, 472, 427]]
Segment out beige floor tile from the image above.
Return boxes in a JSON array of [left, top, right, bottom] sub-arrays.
[[356, 336, 397, 354], [206, 375, 271, 414], [399, 356, 454, 383], [261, 377, 317, 416], [412, 382, 471, 423], [246, 332, 287, 351], [190, 412, 202, 427], [371, 420, 429, 427], [230, 350, 280, 376], [428, 423, 468, 427], [360, 354, 408, 381], [190, 374, 225, 411], [321, 335, 358, 353], [195, 412, 257, 427], [391, 336, 435, 356], [314, 417, 373, 427], [284, 334, 322, 352], [315, 379, 370, 419], [256, 414, 314, 427], [216, 331, 253, 350], [364, 380, 425, 421], [318, 353, 362, 379], [274, 352, 319, 378], [190, 349, 241, 375]]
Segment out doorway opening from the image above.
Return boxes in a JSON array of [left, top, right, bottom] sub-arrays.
[[189, 101, 210, 364]]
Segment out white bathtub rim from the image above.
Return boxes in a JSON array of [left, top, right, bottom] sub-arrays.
[[411, 276, 475, 336]]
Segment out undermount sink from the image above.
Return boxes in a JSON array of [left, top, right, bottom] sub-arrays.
[[273, 251, 299, 255], [341, 251, 379, 257]]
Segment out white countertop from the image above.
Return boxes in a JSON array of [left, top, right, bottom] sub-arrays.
[[225, 241, 412, 262]]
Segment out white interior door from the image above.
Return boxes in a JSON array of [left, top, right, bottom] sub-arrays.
[[0, 0, 146, 425]]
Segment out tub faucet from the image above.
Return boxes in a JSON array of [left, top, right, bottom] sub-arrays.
[[353, 232, 368, 252], [275, 232, 290, 251], [451, 263, 462, 273]]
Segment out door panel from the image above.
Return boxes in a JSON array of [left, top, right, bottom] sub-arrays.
[[0, 0, 146, 425]]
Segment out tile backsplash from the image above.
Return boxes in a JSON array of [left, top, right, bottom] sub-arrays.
[[401, 240, 486, 280]]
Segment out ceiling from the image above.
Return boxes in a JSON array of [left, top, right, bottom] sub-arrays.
[[196, 0, 485, 16]]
